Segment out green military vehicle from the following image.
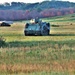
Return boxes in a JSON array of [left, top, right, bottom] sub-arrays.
[[24, 18, 50, 36]]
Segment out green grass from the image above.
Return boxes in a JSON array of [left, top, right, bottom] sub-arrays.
[[43, 13, 75, 22], [0, 14, 75, 74], [0, 41, 75, 64], [0, 71, 72, 75]]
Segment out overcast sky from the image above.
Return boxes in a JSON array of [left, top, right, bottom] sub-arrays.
[[0, 0, 75, 4]]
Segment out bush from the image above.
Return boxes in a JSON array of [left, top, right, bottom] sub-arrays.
[[51, 24, 59, 27], [0, 36, 6, 47]]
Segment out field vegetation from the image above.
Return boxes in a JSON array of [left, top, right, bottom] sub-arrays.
[[0, 14, 75, 75]]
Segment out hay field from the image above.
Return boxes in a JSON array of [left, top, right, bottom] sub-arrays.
[[0, 14, 75, 75]]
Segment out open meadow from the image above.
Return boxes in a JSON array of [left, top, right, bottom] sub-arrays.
[[0, 14, 75, 75]]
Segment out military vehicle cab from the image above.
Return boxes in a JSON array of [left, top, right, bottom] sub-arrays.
[[24, 18, 50, 36]]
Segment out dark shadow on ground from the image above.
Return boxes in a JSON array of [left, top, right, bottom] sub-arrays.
[[7, 40, 75, 48], [49, 34, 75, 36], [25, 34, 75, 36]]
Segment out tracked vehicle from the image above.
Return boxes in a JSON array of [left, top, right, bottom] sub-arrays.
[[24, 18, 50, 36]]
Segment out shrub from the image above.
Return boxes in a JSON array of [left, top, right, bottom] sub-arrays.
[[51, 24, 59, 27], [0, 36, 6, 47]]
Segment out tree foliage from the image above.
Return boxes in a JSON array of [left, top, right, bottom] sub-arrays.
[[0, 1, 75, 20]]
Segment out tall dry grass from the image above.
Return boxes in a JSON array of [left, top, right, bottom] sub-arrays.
[[0, 14, 75, 74]]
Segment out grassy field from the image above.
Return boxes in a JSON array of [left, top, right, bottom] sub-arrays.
[[0, 14, 75, 75]]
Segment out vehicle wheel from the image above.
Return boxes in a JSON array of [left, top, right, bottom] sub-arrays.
[[47, 23, 50, 27], [41, 26, 49, 36], [25, 23, 29, 28], [41, 30, 49, 36], [24, 31, 28, 36]]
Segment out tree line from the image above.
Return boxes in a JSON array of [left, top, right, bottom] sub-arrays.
[[0, 1, 75, 10], [0, 1, 75, 20], [0, 8, 75, 21]]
